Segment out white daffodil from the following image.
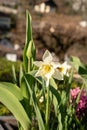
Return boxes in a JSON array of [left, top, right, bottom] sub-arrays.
[[57, 61, 71, 78], [34, 50, 63, 87]]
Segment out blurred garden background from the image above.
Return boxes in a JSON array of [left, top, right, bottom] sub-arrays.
[[0, 0, 87, 82], [0, 0, 87, 129]]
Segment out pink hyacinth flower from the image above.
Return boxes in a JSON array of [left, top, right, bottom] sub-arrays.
[[70, 87, 80, 100]]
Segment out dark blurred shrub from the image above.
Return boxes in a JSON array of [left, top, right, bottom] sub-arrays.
[[0, 58, 22, 83]]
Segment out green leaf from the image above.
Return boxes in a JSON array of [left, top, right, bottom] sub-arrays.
[[25, 10, 32, 44], [50, 78, 57, 89], [23, 11, 36, 72], [19, 64, 24, 87], [20, 76, 29, 99], [71, 56, 85, 71], [26, 40, 36, 60], [61, 91, 66, 106], [71, 56, 87, 76], [49, 81, 58, 116], [26, 40, 36, 71], [50, 85, 61, 104], [30, 70, 42, 85], [58, 113, 62, 130], [0, 82, 23, 100], [81, 74, 87, 88], [23, 10, 33, 72], [52, 92, 58, 116], [12, 65, 17, 84], [71, 56, 87, 88], [0, 84, 31, 130], [24, 74, 45, 130]]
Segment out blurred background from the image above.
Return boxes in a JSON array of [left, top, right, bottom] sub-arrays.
[[0, 0, 87, 127], [0, 0, 87, 71]]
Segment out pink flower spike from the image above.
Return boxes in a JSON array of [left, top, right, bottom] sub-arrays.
[[70, 87, 80, 100]]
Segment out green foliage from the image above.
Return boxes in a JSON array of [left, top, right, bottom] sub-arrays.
[[0, 11, 87, 130], [0, 82, 30, 130], [71, 56, 87, 88], [23, 10, 36, 73], [0, 58, 22, 83]]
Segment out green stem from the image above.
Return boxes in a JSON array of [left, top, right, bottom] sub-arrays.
[[76, 82, 84, 104], [28, 58, 32, 73], [45, 86, 50, 130], [42, 79, 46, 108]]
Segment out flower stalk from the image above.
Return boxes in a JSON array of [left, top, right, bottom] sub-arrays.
[[45, 86, 50, 130]]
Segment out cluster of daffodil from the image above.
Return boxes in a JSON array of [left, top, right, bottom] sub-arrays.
[[34, 50, 71, 87]]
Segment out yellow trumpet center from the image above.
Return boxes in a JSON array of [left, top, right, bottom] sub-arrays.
[[57, 67, 64, 73], [41, 64, 53, 75]]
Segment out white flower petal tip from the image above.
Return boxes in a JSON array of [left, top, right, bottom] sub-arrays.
[[43, 50, 53, 62], [33, 61, 43, 67]]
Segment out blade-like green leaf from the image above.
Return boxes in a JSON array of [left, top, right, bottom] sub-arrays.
[[52, 93, 58, 116], [26, 40, 36, 60], [20, 76, 29, 99], [20, 70, 41, 99], [25, 10, 32, 44], [58, 113, 62, 130], [71, 56, 86, 72], [71, 56, 87, 88], [24, 74, 45, 130], [50, 78, 57, 89], [23, 10, 32, 72], [26, 40, 36, 71], [23, 11, 36, 72], [19, 64, 24, 87], [80, 74, 87, 88], [0, 84, 31, 130], [30, 70, 42, 85], [50, 85, 61, 116], [50, 85, 61, 104], [12, 65, 17, 84], [0, 82, 23, 100]]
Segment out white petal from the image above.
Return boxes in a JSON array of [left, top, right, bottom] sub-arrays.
[[62, 61, 67, 66], [54, 62, 61, 68], [53, 69, 63, 80], [62, 61, 71, 75], [35, 70, 41, 77], [43, 50, 52, 62], [33, 61, 43, 67], [63, 61, 71, 69]]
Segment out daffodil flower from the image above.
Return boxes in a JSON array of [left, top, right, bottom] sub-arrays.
[[34, 50, 63, 87], [57, 61, 71, 78]]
